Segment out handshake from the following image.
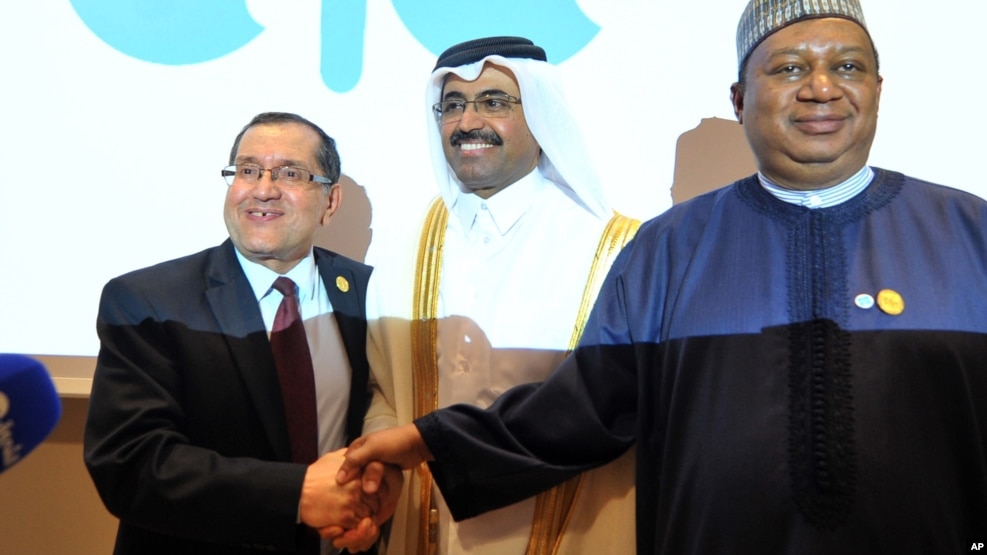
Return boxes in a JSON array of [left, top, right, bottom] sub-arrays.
[[301, 424, 431, 552]]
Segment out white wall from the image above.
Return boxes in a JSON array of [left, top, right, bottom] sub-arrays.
[[1, 0, 984, 357]]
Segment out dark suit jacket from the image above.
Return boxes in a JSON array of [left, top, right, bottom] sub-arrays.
[[84, 240, 372, 554]]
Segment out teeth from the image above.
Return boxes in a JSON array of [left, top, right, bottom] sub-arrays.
[[461, 143, 493, 151]]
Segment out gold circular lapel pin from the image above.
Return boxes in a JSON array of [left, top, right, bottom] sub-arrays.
[[335, 275, 350, 293], [876, 289, 904, 316]]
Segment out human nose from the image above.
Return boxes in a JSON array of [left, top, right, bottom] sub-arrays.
[[250, 168, 283, 199], [798, 70, 843, 102], [456, 101, 485, 130]]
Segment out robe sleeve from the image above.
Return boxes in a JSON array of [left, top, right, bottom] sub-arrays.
[[417, 247, 641, 521]]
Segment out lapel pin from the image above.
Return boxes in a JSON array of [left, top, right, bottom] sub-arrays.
[[335, 275, 350, 293], [854, 293, 875, 309], [876, 289, 904, 316]]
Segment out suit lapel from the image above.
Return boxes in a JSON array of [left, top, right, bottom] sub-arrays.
[[315, 250, 369, 442], [203, 240, 292, 461], [316, 251, 361, 352]]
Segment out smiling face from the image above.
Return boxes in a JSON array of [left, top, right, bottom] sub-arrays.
[[439, 63, 541, 198], [731, 18, 882, 190], [223, 122, 340, 273]]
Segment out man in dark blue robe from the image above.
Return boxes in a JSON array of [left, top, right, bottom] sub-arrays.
[[336, 1, 987, 552]]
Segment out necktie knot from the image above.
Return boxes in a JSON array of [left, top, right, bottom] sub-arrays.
[[273, 276, 296, 298]]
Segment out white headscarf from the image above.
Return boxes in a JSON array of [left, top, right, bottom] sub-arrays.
[[425, 55, 610, 221]]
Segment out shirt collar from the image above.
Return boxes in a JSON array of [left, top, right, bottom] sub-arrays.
[[759, 166, 874, 209], [449, 168, 547, 235], [233, 248, 319, 302]]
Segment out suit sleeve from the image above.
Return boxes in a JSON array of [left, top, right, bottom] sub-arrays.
[[83, 276, 305, 550]]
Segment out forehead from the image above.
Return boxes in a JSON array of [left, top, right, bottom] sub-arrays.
[[441, 63, 521, 97], [236, 122, 320, 162], [751, 17, 874, 61]]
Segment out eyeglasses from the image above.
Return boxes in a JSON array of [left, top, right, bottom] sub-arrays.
[[432, 94, 522, 123], [221, 164, 332, 187]]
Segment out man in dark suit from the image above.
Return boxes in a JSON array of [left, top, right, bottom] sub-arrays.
[[84, 112, 398, 554]]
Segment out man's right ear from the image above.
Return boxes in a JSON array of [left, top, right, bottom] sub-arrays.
[[730, 83, 744, 124]]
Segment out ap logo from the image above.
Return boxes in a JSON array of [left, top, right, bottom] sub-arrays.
[[69, 0, 599, 92]]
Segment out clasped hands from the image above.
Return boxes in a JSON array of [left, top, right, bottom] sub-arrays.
[[300, 425, 433, 552], [299, 448, 403, 552]]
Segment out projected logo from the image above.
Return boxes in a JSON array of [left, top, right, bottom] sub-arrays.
[[69, 0, 599, 92]]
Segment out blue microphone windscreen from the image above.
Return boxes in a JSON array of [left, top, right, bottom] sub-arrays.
[[0, 354, 62, 473]]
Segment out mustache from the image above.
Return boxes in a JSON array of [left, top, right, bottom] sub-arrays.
[[450, 129, 503, 147]]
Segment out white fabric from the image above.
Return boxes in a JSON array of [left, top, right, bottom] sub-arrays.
[[436, 170, 604, 554], [365, 170, 609, 554], [234, 249, 351, 456], [439, 169, 598, 356]]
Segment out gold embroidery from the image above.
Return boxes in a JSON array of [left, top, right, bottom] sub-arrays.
[[411, 198, 447, 555]]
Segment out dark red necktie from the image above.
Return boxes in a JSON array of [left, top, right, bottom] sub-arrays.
[[270, 277, 319, 465]]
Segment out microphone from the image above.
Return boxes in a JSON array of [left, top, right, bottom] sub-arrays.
[[0, 354, 62, 474]]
